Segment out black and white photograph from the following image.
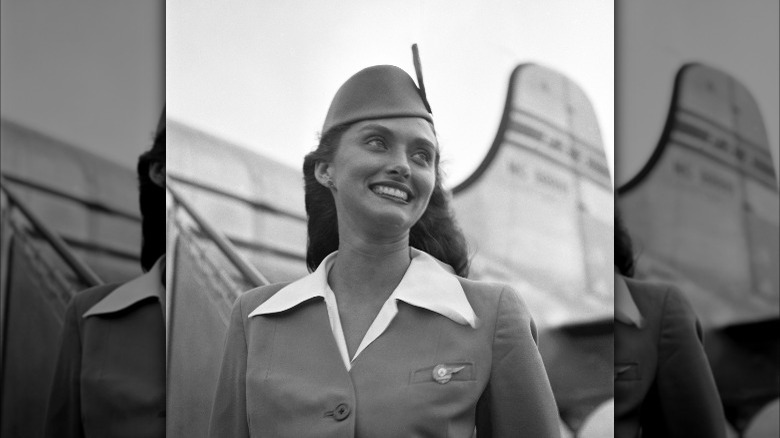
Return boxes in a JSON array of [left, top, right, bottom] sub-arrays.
[[167, 1, 612, 437], [0, 0, 777, 437]]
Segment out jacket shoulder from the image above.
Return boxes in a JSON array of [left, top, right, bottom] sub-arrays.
[[67, 283, 123, 314], [456, 276, 506, 294], [233, 282, 292, 316], [456, 277, 532, 319], [457, 277, 526, 301], [625, 276, 686, 306], [625, 277, 698, 326]]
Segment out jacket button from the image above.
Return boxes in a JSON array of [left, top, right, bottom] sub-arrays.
[[333, 403, 350, 421]]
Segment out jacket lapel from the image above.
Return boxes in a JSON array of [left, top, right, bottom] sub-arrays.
[[265, 298, 353, 384]]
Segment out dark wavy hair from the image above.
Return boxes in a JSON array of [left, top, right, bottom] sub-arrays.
[[137, 129, 166, 272], [302, 123, 470, 277], [615, 208, 636, 278]]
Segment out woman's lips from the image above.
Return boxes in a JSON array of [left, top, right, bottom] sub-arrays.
[[370, 183, 412, 203]]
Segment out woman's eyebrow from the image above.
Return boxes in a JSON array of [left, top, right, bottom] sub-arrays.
[[412, 138, 437, 151], [409, 139, 438, 159]]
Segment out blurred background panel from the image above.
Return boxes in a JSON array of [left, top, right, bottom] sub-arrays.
[[616, 1, 779, 437], [0, 0, 163, 436], [1, 0, 164, 166]]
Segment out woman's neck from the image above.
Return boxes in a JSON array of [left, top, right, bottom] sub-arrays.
[[328, 234, 411, 301]]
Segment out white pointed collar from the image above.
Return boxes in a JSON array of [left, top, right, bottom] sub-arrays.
[[615, 269, 644, 328], [83, 256, 165, 318], [249, 248, 478, 328]]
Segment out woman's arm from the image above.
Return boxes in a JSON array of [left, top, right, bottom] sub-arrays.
[[44, 298, 85, 438], [209, 294, 251, 438], [651, 286, 727, 438], [476, 286, 561, 438]]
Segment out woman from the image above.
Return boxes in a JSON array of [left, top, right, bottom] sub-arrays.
[[209, 62, 560, 437], [614, 210, 726, 437], [44, 127, 166, 438]]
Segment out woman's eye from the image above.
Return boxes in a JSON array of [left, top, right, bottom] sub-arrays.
[[366, 137, 386, 148], [412, 150, 433, 164]]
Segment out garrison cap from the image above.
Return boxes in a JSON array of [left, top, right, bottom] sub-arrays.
[[322, 64, 433, 134]]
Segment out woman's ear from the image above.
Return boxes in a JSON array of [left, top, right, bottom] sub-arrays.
[[314, 161, 335, 189], [148, 161, 166, 188]]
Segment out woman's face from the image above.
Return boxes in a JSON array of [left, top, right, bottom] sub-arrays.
[[318, 117, 437, 238]]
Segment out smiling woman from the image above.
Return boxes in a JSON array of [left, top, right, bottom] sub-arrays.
[[209, 58, 561, 438]]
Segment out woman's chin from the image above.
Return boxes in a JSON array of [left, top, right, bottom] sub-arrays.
[[374, 217, 411, 232], [361, 211, 416, 237]]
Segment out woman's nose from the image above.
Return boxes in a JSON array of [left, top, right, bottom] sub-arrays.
[[386, 152, 411, 178]]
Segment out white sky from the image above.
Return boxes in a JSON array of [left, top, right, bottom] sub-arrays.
[[167, 0, 615, 187]]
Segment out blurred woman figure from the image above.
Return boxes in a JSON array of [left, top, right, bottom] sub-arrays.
[[44, 128, 166, 438], [614, 210, 726, 437], [209, 60, 560, 437]]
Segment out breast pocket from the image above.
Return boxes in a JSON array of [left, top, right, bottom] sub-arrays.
[[406, 362, 481, 431], [410, 362, 476, 385]]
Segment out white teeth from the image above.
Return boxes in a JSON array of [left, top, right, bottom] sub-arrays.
[[373, 185, 408, 201]]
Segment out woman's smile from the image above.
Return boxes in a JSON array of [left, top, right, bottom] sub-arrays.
[[370, 182, 413, 203]]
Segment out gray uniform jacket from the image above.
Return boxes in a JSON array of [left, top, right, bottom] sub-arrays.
[[615, 277, 726, 438], [209, 276, 560, 437]]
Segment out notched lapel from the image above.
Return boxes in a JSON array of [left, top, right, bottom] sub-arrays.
[[265, 298, 350, 378]]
